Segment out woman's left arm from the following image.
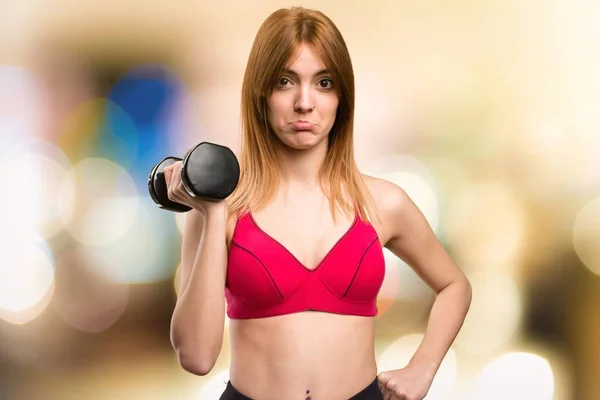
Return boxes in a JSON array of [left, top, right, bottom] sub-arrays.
[[376, 179, 472, 399]]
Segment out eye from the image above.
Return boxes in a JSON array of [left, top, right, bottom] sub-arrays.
[[319, 78, 333, 89], [277, 77, 291, 87]]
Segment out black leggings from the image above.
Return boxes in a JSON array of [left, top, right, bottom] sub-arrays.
[[219, 377, 383, 400]]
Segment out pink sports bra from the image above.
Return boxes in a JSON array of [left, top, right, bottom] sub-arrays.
[[224, 211, 385, 319]]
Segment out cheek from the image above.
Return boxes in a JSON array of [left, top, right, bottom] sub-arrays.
[[267, 97, 286, 123], [322, 99, 339, 122]]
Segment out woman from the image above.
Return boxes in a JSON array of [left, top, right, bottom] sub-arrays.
[[164, 6, 472, 400]]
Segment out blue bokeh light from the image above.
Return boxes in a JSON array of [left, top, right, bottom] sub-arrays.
[[104, 64, 187, 191]]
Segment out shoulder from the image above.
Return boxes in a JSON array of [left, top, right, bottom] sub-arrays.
[[361, 173, 412, 217], [360, 173, 415, 244]]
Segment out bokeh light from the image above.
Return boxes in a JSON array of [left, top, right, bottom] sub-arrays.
[[0, 137, 72, 238], [573, 195, 600, 276], [454, 271, 522, 355], [384, 248, 432, 302], [471, 352, 554, 400], [175, 212, 187, 235], [0, 2, 597, 399], [0, 234, 54, 324], [443, 180, 526, 275], [107, 64, 191, 191], [52, 248, 129, 333], [376, 250, 402, 317], [85, 198, 180, 284], [378, 333, 457, 399], [366, 154, 440, 231], [58, 157, 139, 247], [0, 66, 48, 155]]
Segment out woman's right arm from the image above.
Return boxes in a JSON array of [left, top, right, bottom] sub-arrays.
[[170, 204, 228, 376], [164, 159, 229, 376]]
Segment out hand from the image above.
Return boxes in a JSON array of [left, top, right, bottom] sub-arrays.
[[162, 161, 225, 215], [377, 366, 434, 400]]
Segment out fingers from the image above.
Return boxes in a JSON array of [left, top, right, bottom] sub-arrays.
[[378, 372, 392, 386], [380, 378, 417, 400], [164, 162, 186, 204]]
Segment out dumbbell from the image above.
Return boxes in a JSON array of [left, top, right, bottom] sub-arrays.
[[148, 142, 240, 212]]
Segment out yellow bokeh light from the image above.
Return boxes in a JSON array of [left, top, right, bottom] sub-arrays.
[[443, 180, 526, 275], [56, 98, 110, 162], [573, 195, 600, 276], [455, 271, 522, 355]]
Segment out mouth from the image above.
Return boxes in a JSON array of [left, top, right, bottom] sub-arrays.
[[291, 121, 315, 130]]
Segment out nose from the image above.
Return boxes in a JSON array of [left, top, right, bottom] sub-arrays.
[[294, 85, 314, 113]]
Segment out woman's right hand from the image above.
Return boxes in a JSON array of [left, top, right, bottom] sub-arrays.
[[162, 161, 226, 216]]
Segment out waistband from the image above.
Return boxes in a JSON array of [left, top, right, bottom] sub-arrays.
[[220, 377, 382, 400]]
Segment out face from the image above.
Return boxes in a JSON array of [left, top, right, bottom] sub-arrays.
[[266, 43, 339, 151]]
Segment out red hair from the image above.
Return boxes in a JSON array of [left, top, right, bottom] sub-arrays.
[[227, 6, 380, 224]]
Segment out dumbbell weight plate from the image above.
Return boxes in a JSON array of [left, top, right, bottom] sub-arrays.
[[181, 142, 240, 200], [148, 156, 193, 212]]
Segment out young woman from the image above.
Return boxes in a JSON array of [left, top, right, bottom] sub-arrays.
[[164, 7, 472, 400]]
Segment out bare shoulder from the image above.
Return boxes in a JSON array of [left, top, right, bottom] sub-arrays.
[[360, 173, 414, 245], [361, 173, 412, 217]]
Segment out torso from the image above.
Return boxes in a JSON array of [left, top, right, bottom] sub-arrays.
[[224, 175, 392, 400]]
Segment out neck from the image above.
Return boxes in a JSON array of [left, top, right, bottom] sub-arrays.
[[276, 140, 328, 192]]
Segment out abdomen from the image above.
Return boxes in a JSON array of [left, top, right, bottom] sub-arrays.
[[228, 311, 378, 400]]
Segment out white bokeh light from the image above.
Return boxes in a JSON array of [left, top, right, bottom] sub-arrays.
[[366, 154, 440, 231], [383, 248, 431, 302], [0, 233, 54, 324], [0, 138, 72, 238], [471, 352, 554, 400], [0, 66, 48, 157], [86, 197, 179, 284], [58, 157, 139, 246]]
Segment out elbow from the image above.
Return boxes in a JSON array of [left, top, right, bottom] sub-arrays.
[[458, 276, 473, 309], [177, 351, 215, 376], [170, 330, 219, 376]]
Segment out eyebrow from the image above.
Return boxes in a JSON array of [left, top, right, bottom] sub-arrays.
[[280, 68, 330, 77]]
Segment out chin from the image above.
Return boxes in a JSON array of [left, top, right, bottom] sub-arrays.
[[279, 132, 327, 151]]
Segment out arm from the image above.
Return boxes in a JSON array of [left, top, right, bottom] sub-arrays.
[[170, 204, 228, 376], [380, 180, 472, 379]]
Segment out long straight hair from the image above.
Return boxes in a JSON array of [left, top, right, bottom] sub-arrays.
[[226, 6, 380, 224]]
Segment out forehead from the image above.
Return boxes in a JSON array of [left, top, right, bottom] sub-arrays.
[[285, 43, 327, 73]]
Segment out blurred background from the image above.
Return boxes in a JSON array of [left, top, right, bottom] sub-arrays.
[[1, 0, 599, 399]]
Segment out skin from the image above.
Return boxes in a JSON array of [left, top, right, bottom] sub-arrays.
[[166, 43, 472, 400]]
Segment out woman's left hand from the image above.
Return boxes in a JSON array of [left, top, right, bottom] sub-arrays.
[[377, 366, 434, 400]]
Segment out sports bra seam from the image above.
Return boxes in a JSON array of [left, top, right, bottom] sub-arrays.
[[319, 279, 378, 305], [230, 240, 285, 300], [225, 287, 250, 305], [342, 236, 379, 298]]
